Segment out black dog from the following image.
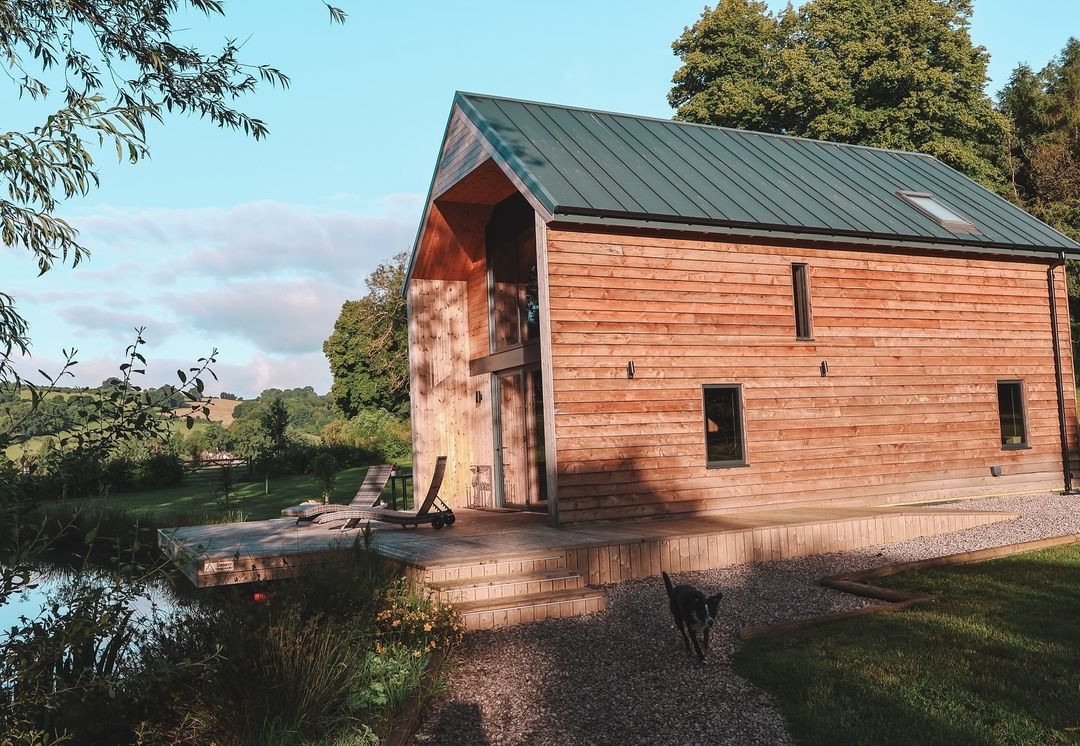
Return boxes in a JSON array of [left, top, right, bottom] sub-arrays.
[[662, 571, 722, 663]]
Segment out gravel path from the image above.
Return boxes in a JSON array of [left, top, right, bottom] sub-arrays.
[[414, 493, 1080, 745]]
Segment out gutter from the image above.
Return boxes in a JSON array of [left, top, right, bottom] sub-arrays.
[[1048, 251, 1075, 493]]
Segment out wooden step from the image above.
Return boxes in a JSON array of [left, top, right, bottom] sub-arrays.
[[422, 553, 568, 584], [455, 587, 607, 630], [431, 568, 585, 603]]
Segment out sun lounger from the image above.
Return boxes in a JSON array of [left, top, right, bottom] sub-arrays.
[[314, 456, 455, 530], [281, 463, 395, 522]]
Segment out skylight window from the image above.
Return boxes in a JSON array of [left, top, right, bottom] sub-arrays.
[[897, 191, 977, 233]]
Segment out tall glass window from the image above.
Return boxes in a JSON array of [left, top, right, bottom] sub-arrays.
[[703, 384, 746, 467], [487, 194, 539, 351], [792, 263, 812, 340]]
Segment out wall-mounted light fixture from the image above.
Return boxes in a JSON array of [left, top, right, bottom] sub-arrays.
[[820, 360, 829, 377], [627, 360, 635, 379], [475, 390, 483, 404]]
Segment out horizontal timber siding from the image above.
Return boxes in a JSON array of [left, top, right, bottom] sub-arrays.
[[545, 228, 1079, 523]]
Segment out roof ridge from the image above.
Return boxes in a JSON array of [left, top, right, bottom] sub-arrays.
[[455, 90, 938, 159]]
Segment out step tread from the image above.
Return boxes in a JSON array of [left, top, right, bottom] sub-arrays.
[[430, 568, 583, 590], [455, 586, 606, 613], [421, 553, 566, 572]]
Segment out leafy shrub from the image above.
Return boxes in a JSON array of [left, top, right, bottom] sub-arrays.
[[374, 579, 465, 655], [337, 408, 411, 463]]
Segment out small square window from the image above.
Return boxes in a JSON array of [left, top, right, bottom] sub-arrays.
[[703, 384, 746, 468], [897, 191, 977, 233], [997, 380, 1028, 449]]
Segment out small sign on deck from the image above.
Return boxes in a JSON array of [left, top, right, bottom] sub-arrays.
[[202, 559, 234, 574]]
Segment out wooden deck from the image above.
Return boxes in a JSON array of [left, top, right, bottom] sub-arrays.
[[159, 503, 1017, 589]]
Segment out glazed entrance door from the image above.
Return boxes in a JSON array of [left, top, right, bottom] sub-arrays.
[[493, 367, 547, 508]]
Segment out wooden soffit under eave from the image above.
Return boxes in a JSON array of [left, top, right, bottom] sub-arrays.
[[408, 105, 554, 283]]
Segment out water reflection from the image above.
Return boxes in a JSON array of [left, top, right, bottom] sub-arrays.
[[0, 567, 188, 634]]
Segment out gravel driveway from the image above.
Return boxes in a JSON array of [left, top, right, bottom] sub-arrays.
[[414, 493, 1080, 745]]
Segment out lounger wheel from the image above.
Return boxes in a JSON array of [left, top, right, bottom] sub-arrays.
[[431, 515, 445, 529], [445, 513, 456, 526]]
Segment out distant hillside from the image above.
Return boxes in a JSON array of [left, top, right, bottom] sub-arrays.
[[176, 397, 241, 426]]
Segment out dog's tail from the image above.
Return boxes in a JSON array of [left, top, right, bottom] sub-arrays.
[[661, 571, 675, 599]]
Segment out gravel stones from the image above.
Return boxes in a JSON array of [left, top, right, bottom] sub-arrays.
[[415, 493, 1080, 745]]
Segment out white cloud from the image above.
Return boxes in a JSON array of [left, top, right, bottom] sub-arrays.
[[54, 305, 180, 343], [7, 196, 417, 397], [12, 349, 330, 401], [167, 277, 349, 355], [71, 198, 420, 284]]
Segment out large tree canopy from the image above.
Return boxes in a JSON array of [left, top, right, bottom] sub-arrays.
[[998, 39, 1080, 299], [324, 252, 409, 419], [0, 0, 343, 378], [670, 0, 1007, 188]]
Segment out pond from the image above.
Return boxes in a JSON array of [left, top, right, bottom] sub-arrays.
[[0, 567, 193, 635]]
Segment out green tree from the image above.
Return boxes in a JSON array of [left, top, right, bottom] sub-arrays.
[[0, 0, 344, 380], [202, 421, 233, 453], [669, 0, 781, 132], [670, 0, 1008, 187], [311, 451, 339, 504], [324, 252, 410, 419], [260, 397, 290, 454], [999, 40, 1080, 211]]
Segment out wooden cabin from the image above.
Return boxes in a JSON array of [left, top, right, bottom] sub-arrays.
[[405, 92, 1080, 526]]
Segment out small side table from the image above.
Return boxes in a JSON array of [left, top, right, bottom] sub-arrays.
[[387, 470, 413, 510]]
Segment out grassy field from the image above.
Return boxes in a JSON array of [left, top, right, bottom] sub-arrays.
[[46, 464, 415, 523], [735, 543, 1080, 746]]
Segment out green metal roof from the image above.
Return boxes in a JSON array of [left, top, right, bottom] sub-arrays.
[[454, 92, 1080, 255]]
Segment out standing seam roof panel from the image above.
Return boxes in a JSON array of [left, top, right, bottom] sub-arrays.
[[663, 122, 798, 225], [479, 99, 590, 209], [568, 109, 711, 217], [622, 117, 770, 223], [884, 153, 1028, 243], [732, 130, 876, 233], [525, 103, 647, 213], [543, 106, 681, 215], [824, 146, 965, 241], [592, 114, 719, 217], [852, 148, 1021, 244], [895, 154, 1061, 246], [688, 125, 834, 229], [794, 141, 931, 237], [455, 93, 1080, 252]]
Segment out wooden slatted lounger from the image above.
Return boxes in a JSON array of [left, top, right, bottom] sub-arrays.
[[313, 456, 455, 531], [281, 463, 395, 523]]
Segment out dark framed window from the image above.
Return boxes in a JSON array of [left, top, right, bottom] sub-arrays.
[[792, 263, 813, 340], [703, 384, 746, 468], [486, 194, 539, 352], [997, 380, 1028, 449]]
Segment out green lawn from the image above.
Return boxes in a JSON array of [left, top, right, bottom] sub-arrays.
[[48, 464, 414, 523], [735, 543, 1080, 746]]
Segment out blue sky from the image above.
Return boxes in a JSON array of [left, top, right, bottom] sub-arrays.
[[3, 0, 1077, 398]]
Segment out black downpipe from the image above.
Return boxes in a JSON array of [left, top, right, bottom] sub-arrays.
[[1047, 254, 1075, 493]]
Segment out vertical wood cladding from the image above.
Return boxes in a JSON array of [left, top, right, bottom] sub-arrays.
[[408, 279, 471, 506], [544, 228, 1078, 523]]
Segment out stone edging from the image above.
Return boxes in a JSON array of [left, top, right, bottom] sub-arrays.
[[738, 533, 1080, 641]]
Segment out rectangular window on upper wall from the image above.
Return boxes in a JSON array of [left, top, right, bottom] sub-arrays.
[[703, 384, 746, 468], [997, 380, 1028, 449], [792, 263, 812, 340]]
